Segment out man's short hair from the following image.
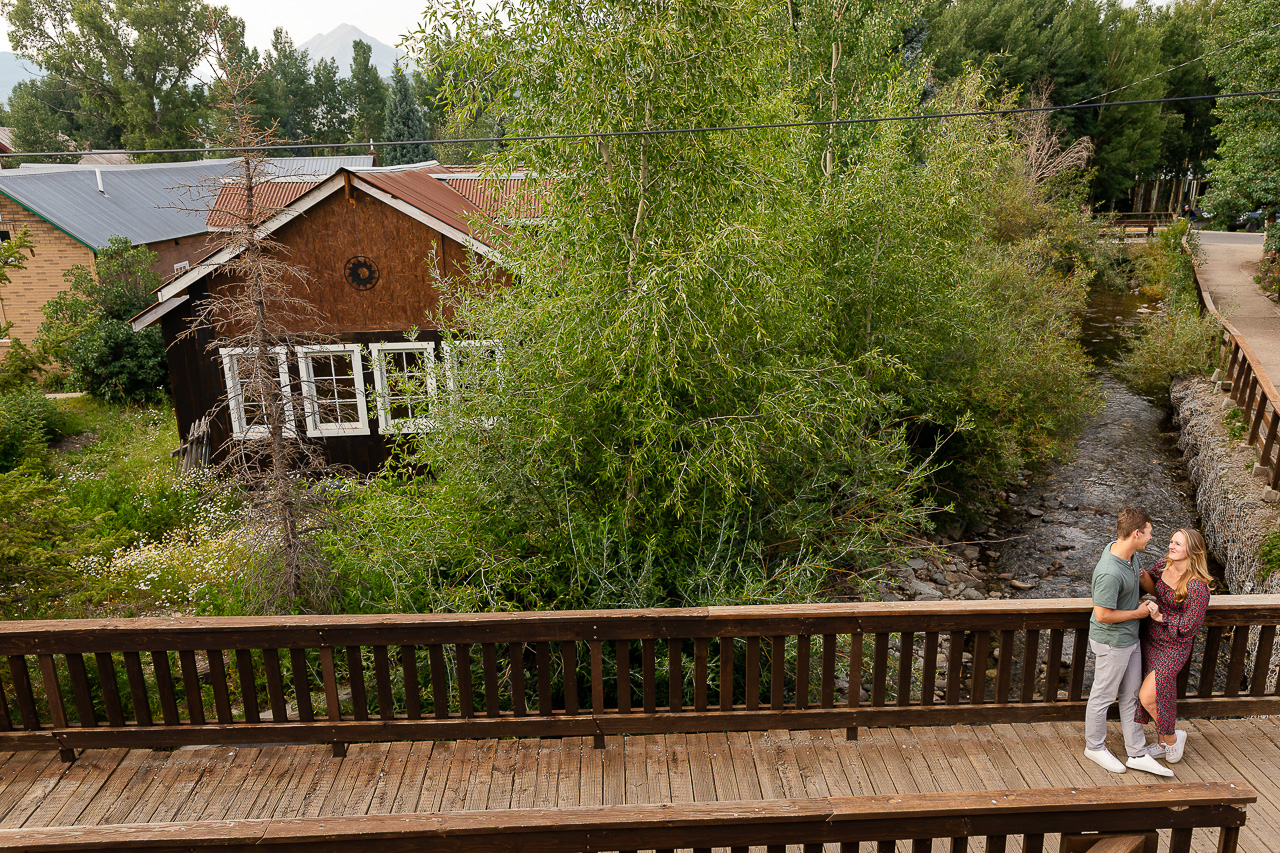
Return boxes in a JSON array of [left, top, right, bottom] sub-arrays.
[[1117, 507, 1153, 540]]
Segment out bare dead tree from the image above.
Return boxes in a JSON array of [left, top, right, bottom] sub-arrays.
[[1017, 81, 1094, 189], [180, 20, 341, 612]]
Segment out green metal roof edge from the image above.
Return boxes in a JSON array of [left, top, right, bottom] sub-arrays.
[[0, 187, 97, 252]]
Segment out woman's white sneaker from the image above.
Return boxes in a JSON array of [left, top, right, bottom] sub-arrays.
[[1165, 730, 1188, 764], [1083, 747, 1126, 773]]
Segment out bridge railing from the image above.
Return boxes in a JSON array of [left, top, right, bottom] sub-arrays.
[[1189, 235, 1280, 491], [3, 598, 1280, 758], [0, 783, 1255, 853]]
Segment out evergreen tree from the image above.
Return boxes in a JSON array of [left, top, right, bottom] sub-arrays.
[[259, 29, 317, 153], [311, 57, 350, 150], [382, 66, 433, 166], [346, 40, 386, 144]]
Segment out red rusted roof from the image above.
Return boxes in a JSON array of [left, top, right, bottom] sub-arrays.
[[206, 180, 320, 229], [440, 177, 542, 220], [356, 168, 500, 241]]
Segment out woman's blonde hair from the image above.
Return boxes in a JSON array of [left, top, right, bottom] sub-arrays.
[[1170, 528, 1213, 602]]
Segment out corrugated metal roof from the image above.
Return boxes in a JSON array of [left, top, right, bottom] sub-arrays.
[[354, 166, 496, 240], [206, 180, 321, 229], [440, 177, 542, 220], [0, 156, 372, 249]]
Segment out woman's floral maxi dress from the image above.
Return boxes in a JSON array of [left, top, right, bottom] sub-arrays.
[[1134, 558, 1210, 735]]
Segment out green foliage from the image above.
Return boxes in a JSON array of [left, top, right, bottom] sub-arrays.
[[1259, 527, 1280, 583], [1115, 223, 1223, 397], [1, 0, 213, 159], [1223, 406, 1247, 442], [347, 40, 387, 143], [382, 66, 433, 166], [0, 386, 69, 473], [1204, 0, 1280, 218], [37, 236, 168, 403]]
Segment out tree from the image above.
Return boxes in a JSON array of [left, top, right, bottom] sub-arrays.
[[382, 65, 432, 166], [37, 236, 168, 403], [258, 29, 317, 152], [1150, 0, 1221, 198], [1, 0, 213, 159], [1204, 0, 1280, 220], [311, 56, 350, 150], [346, 40, 386, 144], [5, 77, 122, 162]]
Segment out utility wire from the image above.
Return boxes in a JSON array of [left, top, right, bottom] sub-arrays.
[[1068, 20, 1280, 107], [5, 88, 1280, 160]]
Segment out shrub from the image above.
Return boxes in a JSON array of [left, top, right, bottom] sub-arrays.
[[0, 386, 70, 472]]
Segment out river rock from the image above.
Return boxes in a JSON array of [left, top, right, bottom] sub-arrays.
[[1010, 579, 1036, 590], [959, 588, 985, 600], [907, 557, 927, 569]]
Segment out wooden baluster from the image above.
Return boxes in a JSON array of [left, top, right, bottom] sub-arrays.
[[876, 841, 894, 853], [642, 638, 656, 714], [911, 840, 930, 853], [0, 672, 10, 732], [564, 641, 579, 715], [122, 651, 152, 727], [536, 641, 553, 716], [1248, 383, 1266, 445], [1021, 630, 1040, 704], [510, 643, 527, 717], [796, 634, 810, 710], [987, 836, 1007, 853], [348, 646, 368, 721], [945, 631, 964, 704], [1199, 626, 1224, 697], [455, 644, 474, 718], [821, 633, 836, 709], [590, 640, 605, 748], [402, 646, 420, 719], [921, 632, 938, 707], [1045, 630, 1064, 702], [1068, 629, 1089, 702], [1224, 626, 1251, 698], [39, 654, 68, 729], [667, 638, 681, 713], [1169, 827, 1193, 853], [1260, 405, 1279, 483], [483, 643, 500, 717], [1218, 826, 1241, 853], [952, 837, 969, 853], [847, 632, 862, 740], [694, 638, 708, 712], [319, 648, 339, 722], [1177, 662, 1192, 699], [1225, 344, 1240, 385], [150, 652, 180, 726], [7, 657, 36, 731], [871, 633, 889, 706], [745, 637, 760, 711], [718, 637, 732, 712], [897, 631, 914, 706], [178, 650, 206, 725], [208, 650, 235, 724], [287, 649, 313, 723], [374, 646, 396, 720], [94, 653, 125, 728], [617, 640, 632, 714], [970, 631, 990, 704], [770, 635, 785, 712], [260, 649, 285, 724], [1024, 833, 1045, 853], [65, 654, 97, 727], [995, 631, 1014, 704], [1261, 625, 1280, 696], [429, 644, 449, 719]]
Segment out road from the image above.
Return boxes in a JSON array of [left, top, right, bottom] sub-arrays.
[[1194, 230, 1280, 385]]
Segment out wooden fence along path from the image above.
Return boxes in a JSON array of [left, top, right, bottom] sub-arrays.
[[0, 600, 1276, 849]]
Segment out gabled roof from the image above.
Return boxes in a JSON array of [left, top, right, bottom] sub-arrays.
[[206, 179, 322, 230], [0, 156, 373, 250], [132, 162, 514, 331]]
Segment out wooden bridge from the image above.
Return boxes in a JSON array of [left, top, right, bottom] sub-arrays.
[[0, 599, 1273, 851]]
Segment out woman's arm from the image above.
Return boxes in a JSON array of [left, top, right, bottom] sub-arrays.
[[1162, 580, 1210, 638]]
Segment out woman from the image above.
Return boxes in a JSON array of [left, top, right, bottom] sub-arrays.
[[1135, 528, 1213, 764]]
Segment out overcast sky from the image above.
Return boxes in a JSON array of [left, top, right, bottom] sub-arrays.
[[0, 0, 425, 54]]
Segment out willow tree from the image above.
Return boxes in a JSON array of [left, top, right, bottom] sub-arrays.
[[389, 0, 933, 610]]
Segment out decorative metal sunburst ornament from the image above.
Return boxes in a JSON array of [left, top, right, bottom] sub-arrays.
[[344, 256, 380, 291]]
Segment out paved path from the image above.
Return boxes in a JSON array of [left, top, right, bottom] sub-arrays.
[[1195, 231, 1280, 383]]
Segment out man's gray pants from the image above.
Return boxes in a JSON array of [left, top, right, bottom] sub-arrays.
[[1084, 638, 1147, 757]]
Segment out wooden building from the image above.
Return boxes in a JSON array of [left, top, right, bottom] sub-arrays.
[[134, 162, 522, 474]]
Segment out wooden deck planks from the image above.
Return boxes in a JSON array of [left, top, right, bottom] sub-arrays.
[[2, 719, 1278, 852]]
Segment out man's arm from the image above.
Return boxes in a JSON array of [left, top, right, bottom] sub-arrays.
[[1093, 601, 1153, 624]]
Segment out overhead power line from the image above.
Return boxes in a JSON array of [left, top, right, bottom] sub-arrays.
[[4, 88, 1280, 161]]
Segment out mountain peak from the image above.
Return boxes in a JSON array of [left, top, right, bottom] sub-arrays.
[[298, 25, 404, 74]]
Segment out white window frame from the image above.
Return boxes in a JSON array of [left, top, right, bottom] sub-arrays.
[[219, 346, 295, 439], [369, 341, 438, 434], [295, 344, 370, 437], [443, 340, 504, 428]]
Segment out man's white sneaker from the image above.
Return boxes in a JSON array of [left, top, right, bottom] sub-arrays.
[[1083, 747, 1126, 773], [1146, 741, 1166, 758], [1126, 754, 1174, 777], [1165, 730, 1188, 764]]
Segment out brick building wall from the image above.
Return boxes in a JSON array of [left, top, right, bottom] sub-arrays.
[[0, 196, 94, 356]]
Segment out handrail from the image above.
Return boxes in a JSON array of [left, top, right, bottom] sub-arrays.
[[1191, 242, 1280, 489], [0, 784, 1255, 852], [3, 598, 1280, 759]]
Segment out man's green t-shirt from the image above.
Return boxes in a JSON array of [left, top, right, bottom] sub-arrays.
[[1089, 540, 1142, 647]]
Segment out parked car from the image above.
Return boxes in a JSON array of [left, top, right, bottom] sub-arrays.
[[1229, 209, 1266, 232]]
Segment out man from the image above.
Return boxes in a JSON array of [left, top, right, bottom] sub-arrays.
[[1082, 507, 1173, 776]]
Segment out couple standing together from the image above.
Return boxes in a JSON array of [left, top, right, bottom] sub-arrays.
[[1083, 507, 1213, 776]]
